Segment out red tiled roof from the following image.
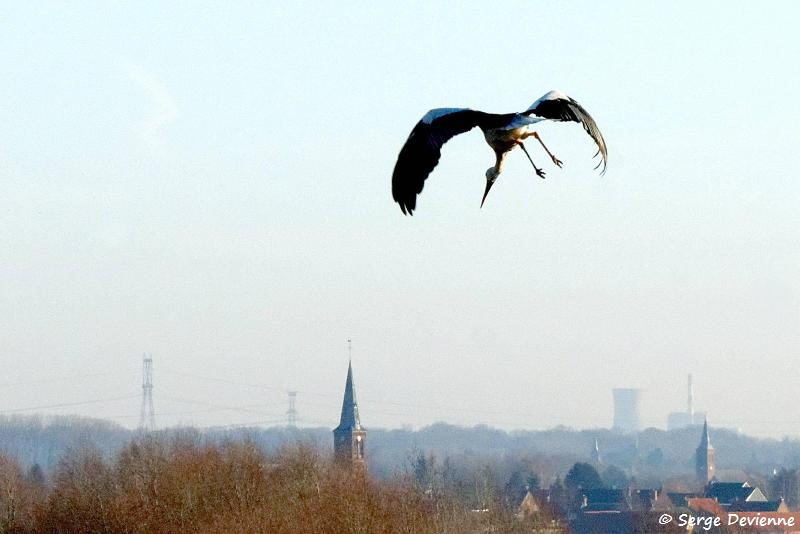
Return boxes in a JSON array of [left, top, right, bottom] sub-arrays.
[[688, 497, 725, 516]]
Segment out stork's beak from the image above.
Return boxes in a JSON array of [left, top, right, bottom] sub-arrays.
[[480, 180, 494, 208]]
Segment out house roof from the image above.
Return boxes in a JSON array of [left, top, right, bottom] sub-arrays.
[[705, 482, 766, 505], [584, 488, 627, 504], [582, 503, 628, 512], [633, 489, 658, 511], [729, 500, 785, 512], [666, 492, 698, 508], [688, 497, 726, 516], [517, 490, 541, 516], [582, 489, 631, 511]]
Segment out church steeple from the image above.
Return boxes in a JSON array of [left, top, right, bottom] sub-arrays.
[[336, 360, 362, 432], [695, 418, 715, 487], [333, 347, 366, 469], [591, 437, 601, 465]]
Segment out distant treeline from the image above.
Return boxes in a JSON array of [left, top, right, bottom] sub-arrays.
[[2, 415, 800, 487], [1, 439, 553, 534], [4, 416, 800, 532]]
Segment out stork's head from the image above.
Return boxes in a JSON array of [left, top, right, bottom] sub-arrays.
[[481, 167, 499, 208]]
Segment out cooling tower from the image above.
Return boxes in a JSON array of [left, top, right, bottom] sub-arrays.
[[612, 388, 643, 433]]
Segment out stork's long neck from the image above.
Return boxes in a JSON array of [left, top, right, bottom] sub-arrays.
[[494, 151, 508, 174]]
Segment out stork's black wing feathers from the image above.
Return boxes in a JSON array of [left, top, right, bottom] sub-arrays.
[[526, 92, 608, 174], [392, 109, 485, 215]]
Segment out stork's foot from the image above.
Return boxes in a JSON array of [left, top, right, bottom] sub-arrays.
[[517, 141, 547, 179], [551, 155, 563, 168]]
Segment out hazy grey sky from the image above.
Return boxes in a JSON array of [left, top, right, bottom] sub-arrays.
[[2, 2, 799, 437]]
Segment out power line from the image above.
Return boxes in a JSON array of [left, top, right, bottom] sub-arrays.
[[160, 369, 340, 399], [160, 395, 286, 418], [0, 394, 139, 414], [160, 368, 540, 419], [219, 418, 292, 429], [161, 369, 289, 393], [106, 402, 275, 420], [0, 372, 112, 389]]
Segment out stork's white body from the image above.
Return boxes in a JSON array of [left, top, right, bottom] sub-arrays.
[[483, 115, 546, 171]]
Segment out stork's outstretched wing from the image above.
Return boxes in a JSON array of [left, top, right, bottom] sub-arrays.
[[525, 90, 607, 174], [392, 108, 486, 215]]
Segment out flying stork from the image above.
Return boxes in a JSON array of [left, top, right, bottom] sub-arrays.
[[391, 90, 607, 215]]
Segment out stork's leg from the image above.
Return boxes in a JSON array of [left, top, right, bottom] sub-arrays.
[[524, 131, 563, 168], [517, 142, 546, 179]]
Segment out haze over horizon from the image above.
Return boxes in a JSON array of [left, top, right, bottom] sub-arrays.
[[2, 2, 799, 438]]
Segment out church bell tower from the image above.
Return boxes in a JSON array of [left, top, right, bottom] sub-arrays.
[[695, 418, 715, 487], [333, 357, 366, 470]]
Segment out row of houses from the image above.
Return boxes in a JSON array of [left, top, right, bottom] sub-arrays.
[[517, 478, 789, 532], [515, 422, 791, 532], [564, 481, 790, 532]]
